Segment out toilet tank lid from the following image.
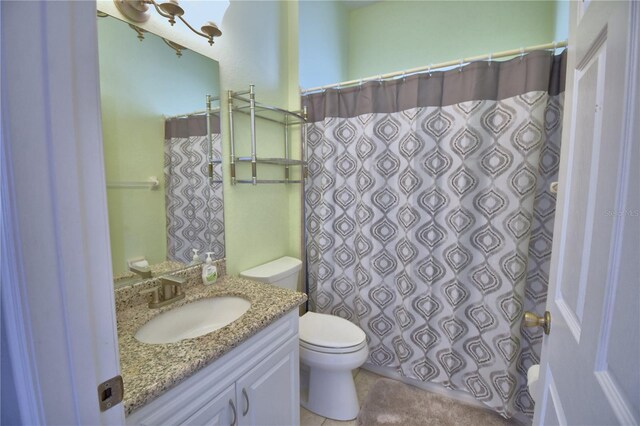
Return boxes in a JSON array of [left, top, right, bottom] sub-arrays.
[[239, 256, 302, 283]]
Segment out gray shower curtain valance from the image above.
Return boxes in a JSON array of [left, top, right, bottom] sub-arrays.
[[302, 50, 566, 421], [165, 113, 222, 138], [304, 51, 565, 122]]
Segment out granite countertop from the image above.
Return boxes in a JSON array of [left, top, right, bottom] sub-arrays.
[[117, 275, 307, 415]]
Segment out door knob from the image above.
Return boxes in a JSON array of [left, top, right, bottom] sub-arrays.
[[523, 311, 551, 335]]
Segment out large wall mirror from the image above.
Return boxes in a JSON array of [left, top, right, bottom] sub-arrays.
[[97, 14, 224, 287]]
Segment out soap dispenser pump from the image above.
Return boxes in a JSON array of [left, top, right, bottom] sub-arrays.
[[191, 248, 201, 265], [202, 252, 218, 285]]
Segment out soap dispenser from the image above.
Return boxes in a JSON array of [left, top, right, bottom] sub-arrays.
[[202, 252, 218, 285], [191, 248, 201, 265]]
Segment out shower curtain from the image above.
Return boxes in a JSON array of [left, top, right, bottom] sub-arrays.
[[164, 114, 224, 263], [302, 51, 566, 419]]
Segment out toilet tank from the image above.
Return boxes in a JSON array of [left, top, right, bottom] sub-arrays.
[[239, 257, 302, 291]]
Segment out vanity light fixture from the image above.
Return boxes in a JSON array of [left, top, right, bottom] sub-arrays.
[[128, 23, 147, 42], [126, 23, 187, 57], [162, 39, 187, 57], [113, 0, 222, 46]]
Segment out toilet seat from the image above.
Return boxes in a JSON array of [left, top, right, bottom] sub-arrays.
[[300, 339, 368, 354], [299, 312, 367, 354]]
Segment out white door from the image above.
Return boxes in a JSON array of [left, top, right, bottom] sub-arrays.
[[2, 1, 124, 423], [533, 1, 639, 425], [236, 337, 300, 426]]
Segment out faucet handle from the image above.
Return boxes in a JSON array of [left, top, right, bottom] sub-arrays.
[[159, 275, 186, 299], [140, 286, 160, 304]]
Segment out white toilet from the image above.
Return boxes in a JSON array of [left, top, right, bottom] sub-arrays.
[[240, 257, 369, 421]]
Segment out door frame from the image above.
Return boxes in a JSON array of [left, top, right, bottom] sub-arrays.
[[1, 1, 124, 423]]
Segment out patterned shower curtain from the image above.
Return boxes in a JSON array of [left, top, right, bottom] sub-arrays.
[[164, 114, 224, 263], [302, 51, 566, 419]]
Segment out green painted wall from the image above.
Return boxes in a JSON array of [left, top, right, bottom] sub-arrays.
[[97, 17, 220, 276], [299, 0, 349, 88], [348, 0, 559, 79], [553, 0, 570, 42], [212, 1, 302, 277], [287, 1, 303, 270]]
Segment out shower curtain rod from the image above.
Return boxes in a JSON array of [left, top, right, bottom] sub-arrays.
[[165, 107, 221, 120], [300, 40, 568, 94]]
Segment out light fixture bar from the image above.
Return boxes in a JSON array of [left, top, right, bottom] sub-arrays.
[[113, 0, 222, 45]]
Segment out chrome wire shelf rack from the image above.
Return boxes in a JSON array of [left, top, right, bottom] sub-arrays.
[[206, 94, 223, 185], [228, 85, 307, 185]]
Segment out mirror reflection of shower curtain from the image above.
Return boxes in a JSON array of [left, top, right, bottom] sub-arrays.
[[164, 114, 224, 263], [302, 51, 566, 421]]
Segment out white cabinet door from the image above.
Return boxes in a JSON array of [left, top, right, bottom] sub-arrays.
[[236, 336, 299, 426], [182, 384, 236, 426]]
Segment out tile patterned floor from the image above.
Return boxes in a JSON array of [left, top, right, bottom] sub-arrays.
[[300, 368, 384, 426]]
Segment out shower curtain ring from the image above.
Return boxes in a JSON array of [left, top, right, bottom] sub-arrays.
[[458, 59, 464, 72], [520, 47, 525, 61], [552, 41, 558, 56], [428, 65, 432, 77], [488, 53, 492, 67], [378, 75, 383, 85]]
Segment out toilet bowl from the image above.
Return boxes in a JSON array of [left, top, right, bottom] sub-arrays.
[[299, 311, 369, 420], [240, 257, 369, 421]]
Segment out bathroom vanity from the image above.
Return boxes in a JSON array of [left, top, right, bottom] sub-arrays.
[[115, 270, 306, 425]]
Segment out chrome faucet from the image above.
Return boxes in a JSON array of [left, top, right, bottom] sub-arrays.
[[140, 275, 186, 309], [129, 264, 152, 279]]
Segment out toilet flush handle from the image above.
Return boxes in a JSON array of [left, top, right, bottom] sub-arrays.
[[523, 311, 551, 335]]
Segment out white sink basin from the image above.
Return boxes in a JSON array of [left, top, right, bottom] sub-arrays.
[[134, 296, 251, 344]]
